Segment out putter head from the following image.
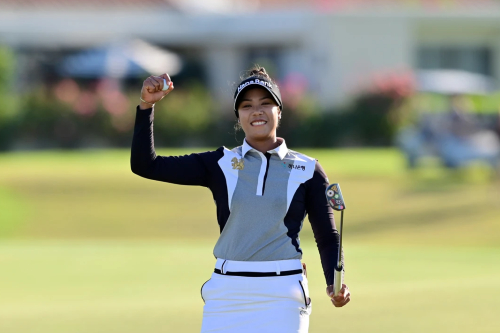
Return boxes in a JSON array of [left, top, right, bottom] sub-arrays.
[[326, 183, 346, 211]]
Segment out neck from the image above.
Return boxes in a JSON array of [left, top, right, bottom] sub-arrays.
[[245, 137, 282, 154]]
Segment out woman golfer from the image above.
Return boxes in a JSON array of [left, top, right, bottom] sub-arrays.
[[131, 67, 350, 332]]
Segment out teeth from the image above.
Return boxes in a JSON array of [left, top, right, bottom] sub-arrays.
[[252, 121, 266, 125]]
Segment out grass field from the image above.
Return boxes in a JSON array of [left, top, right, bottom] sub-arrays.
[[0, 148, 499, 333]]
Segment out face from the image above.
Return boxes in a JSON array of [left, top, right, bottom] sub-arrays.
[[237, 87, 281, 142]]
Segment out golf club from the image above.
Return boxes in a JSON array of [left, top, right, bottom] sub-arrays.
[[325, 183, 346, 296]]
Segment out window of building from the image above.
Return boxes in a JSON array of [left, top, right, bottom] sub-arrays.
[[417, 46, 492, 76], [244, 47, 281, 79]]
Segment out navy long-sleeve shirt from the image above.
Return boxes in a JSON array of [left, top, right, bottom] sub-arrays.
[[131, 107, 342, 285]]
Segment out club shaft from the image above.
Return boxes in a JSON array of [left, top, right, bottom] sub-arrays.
[[334, 210, 344, 296], [334, 269, 343, 295], [337, 210, 344, 268]]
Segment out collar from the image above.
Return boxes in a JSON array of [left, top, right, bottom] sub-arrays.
[[242, 138, 288, 160]]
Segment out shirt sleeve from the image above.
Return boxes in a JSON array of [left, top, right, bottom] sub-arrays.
[[305, 160, 344, 286], [130, 106, 216, 187]]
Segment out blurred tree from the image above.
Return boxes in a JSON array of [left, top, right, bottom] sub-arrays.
[[153, 82, 214, 146], [0, 46, 15, 88], [0, 46, 20, 150]]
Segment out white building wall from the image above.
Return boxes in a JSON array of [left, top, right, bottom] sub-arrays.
[[2, 7, 500, 109], [204, 46, 245, 104], [415, 14, 500, 79], [310, 15, 413, 108]]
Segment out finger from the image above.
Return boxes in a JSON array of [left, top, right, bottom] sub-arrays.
[[334, 287, 346, 299], [339, 284, 349, 297], [333, 296, 344, 303], [331, 296, 350, 307], [340, 284, 347, 293], [144, 78, 156, 94], [326, 285, 334, 298], [149, 76, 161, 92], [160, 73, 173, 93], [334, 287, 349, 297], [332, 298, 344, 307], [159, 74, 171, 91], [162, 81, 174, 96], [333, 290, 349, 302], [334, 296, 350, 306], [164, 80, 174, 93], [160, 73, 172, 84], [150, 76, 162, 92], [145, 78, 160, 95], [333, 289, 350, 303]]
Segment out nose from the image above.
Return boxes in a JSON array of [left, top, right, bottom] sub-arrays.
[[252, 105, 264, 114]]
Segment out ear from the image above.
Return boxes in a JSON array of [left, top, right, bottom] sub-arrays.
[[278, 110, 282, 119]]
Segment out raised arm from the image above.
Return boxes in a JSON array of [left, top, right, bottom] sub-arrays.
[[131, 74, 214, 187]]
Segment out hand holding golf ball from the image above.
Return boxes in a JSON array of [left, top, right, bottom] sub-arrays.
[[139, 73, 174, 109], [327, 283, 351, 307]]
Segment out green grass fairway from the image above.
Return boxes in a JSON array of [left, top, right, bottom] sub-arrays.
[[1, 241, 499, 333], [0, 148, 499, 333]]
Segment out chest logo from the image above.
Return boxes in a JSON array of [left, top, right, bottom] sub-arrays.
[[231, 157, 245, 170], [282, 162, 305, 171]]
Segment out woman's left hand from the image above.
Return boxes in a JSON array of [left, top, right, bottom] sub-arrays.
[[326, 284, 351, 307]]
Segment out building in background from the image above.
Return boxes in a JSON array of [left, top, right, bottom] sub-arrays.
[[2, 0, 500, 109]]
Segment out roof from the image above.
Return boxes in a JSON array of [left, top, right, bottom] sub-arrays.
[[0, 0, 498, 11], [0, 0, 173, 9], [0, 0, 167, 4]]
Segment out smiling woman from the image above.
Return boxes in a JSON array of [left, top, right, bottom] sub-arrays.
[[234, 68, 282, 151], [130, 66, 350, 333]]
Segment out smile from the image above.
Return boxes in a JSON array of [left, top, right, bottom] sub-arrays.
[[251, 121, 267, 126]]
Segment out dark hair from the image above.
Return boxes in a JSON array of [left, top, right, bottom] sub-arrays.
[[241, 65, 275, 83]]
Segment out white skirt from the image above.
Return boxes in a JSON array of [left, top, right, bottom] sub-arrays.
[[200, 259, 312, 333]]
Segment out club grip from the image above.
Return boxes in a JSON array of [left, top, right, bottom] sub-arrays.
[[334, 267, 343, 296]]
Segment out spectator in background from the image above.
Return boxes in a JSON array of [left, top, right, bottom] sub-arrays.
[[397, 94, 500, 171], [437, 95, 500, 169]]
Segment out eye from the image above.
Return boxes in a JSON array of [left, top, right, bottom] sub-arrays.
[[241, 104, 251, 108]]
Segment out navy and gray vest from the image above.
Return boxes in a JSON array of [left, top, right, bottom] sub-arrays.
[[131, 108, 341, 285]]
